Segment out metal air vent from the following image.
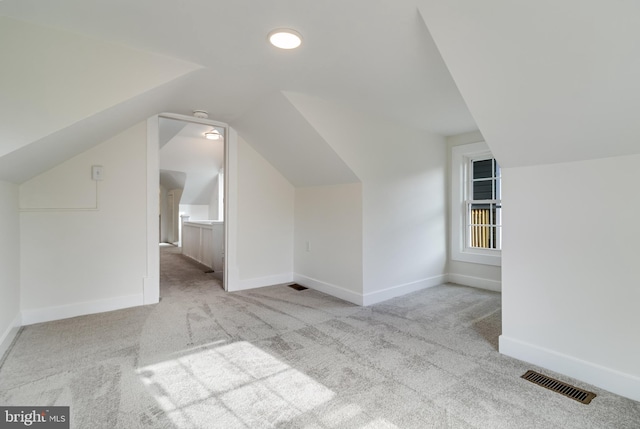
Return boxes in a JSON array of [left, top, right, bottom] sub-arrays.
[[521, 370, 596, 404]]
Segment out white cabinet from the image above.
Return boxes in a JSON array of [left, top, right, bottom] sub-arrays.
[[182, 221, 224, 271]]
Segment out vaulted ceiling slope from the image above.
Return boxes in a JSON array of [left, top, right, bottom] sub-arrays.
[[0, 0, 477, 185], [419, 1, 640, 168], [0, 71, 198, 184], [0, 17, 201, 182], [232, 92, 359, 187]]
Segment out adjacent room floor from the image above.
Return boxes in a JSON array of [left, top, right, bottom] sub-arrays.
[[1, 246, 638, 428]]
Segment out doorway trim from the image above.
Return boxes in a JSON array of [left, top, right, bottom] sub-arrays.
[[144, 112, 234, 304]]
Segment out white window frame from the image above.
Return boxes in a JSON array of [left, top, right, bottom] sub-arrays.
[[451, 141, 501, 266]]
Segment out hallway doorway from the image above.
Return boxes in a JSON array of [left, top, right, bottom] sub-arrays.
[[156, 113, 228, 292]]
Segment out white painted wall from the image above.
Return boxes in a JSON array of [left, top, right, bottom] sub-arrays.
[[0, 181, 21, 358], [209, 174, 222, 221], [294, 183, 363, 303], [19, 123, 148, 324], [179, 204, 209, 221], [285, 93, 448, 304], [232, 136, 294, 290], [446, 130, 501, 291], [500, 154, 640, 401]]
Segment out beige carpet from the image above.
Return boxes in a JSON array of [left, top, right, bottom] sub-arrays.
[[0, 246, 638, 428]]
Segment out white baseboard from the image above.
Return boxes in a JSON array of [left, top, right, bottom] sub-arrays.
[[293, 274, 363, 305], [499, 335, 640, 402], [362, 274, 447, 306], [0, 313, 21, 360], [293, 274, 447, 306], [449, 273, 501, 292], [230, 272, 294, 292], [21, 294, 144, 326]]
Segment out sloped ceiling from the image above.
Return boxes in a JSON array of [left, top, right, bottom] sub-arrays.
[[0, 18, 200, 163], [0, 72, 195, 183], [232, 92, 359, 187], [159, 121, 224, 205], [159, 119, 187, 149], [419, 1, 640, 168], [0, 0, 479, 185], [159, 170, 186, 193]]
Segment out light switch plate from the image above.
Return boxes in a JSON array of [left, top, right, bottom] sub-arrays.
[[92, 165, 104, 181]]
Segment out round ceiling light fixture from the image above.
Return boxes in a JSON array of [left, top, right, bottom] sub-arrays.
[[268, 28, 302, 50], [204, 129, 222, 140], [192, 110, 209, 119]]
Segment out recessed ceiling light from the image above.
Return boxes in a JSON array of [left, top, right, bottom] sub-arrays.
[[268, 29, 302, 50], [204, 129, 222, 140]]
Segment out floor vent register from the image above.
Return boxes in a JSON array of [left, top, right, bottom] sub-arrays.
[[288, 283, 308, 291], [521, 370, 596, 404]]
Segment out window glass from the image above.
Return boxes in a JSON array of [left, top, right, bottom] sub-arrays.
[[468, 158, 501, 250], [450, 141, 501, 266]]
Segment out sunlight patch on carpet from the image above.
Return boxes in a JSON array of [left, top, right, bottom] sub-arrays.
[[137, 341, 336, 428]]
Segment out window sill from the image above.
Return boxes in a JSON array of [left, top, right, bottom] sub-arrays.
[[452, 249, 501, 266]]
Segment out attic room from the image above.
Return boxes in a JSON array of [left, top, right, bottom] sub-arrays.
[[1, 1, 639, 427]]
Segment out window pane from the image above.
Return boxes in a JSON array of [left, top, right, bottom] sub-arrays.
[[473, 159, 493, 179], [464, 154, 502, 253], [473, 180, 493, 200], [469, 204, 501, 250], [471, 203, 490, 211]]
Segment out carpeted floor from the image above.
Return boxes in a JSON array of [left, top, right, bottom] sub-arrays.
[[0, 246, 638, 428]]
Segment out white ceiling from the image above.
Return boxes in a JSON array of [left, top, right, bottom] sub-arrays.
[[0, 0, 479, 184], [419, 0, 640, 167], [0, 1, 475, 134], [232, 92, 359, 187], [2, 1, 634, 184]]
